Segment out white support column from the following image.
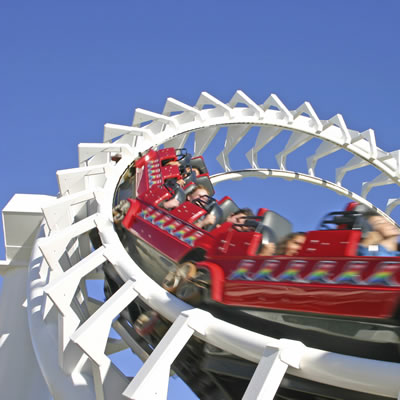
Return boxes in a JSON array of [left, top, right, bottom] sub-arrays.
[[71, 279, 138, 366], [0, 194, 55, 400], [243, 339, 305, 400], [123, 309, 209, 400], [0, 266, 51, 400], [71, 280, 138, 400]]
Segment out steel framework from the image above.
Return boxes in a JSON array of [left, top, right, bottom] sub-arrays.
[[1, 91, 400, 399]]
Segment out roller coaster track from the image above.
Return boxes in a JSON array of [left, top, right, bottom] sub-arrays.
[[1, 91, 400, 399]]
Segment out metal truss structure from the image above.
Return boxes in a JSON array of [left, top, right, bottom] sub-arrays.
[[1, 91, 400, 399]]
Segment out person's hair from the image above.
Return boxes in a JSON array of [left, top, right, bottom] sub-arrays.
[[231, 208, 254, 217], [275, 232, 306, 255], [186, 184, 210, 198]]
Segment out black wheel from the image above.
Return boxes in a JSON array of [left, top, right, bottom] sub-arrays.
[[176, 281, 204, 305], [162, 262, 197, 293]]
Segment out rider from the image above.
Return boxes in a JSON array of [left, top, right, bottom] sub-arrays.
[[358, 212, 400, 256], [186, 184, 218, 229]]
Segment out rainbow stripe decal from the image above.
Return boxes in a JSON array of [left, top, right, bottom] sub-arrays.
[[139, 206, 154, 219], [164, 221, 182, 234], [228, 260, 256, 280], [335, 261, 368, 284], [148, 210, 162, 224], [147, 161, 162, 187], [278, 260, 307, 281], [305, 261, 337, 283], [155, 216, 172, 228], [173, 226, 193, 239], [367, 261, 400, 286], [253, 260, 280, 281], [183, 231, 204, 246]]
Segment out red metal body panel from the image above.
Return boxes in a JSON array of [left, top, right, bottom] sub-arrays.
[[217, 256, 400, 318]]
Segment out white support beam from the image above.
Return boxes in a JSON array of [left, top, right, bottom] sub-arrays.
[[246, 126, 282, 169], [322, 114, 351, 144], [195, 92, 234, 119], [42, 190, 95, 231], [386, 198, 400, 215], [123, 309, 210, 400], [217, 125, 251, 171], [193, 126, 220, 156], [78, 143, 133, 166], [71, 280, 138, 366], [132, 108, 179, 130], [262, 93, 293, 123], [335, 155, 369, 185], [163, 132, 191, 151], [362, 172, 395, 198], [162, 97, 204, 122], [39, 214, 99, 273], [57, 164, 112, 196], [229, 90, 264, 119], [307, 141, 340, 176], [103, 123, 150, 143], [350, 129, 378, 160], [276, 132, 313, 170], [243, 339, 305, 400], [44, 247, 106, 317], [292, 101, 323, 132]]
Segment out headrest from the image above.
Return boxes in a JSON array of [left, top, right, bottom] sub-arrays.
[[192, 195, 223, 231], [190, 156, 208, 175], [260, 226, 278, 245], [164, 179, 186, 204], [195, 175, 215, 196], [261, 211, 292, 242], [218, 197, 240, 221]]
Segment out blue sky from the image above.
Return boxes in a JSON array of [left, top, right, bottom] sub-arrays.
[[2, 1, 400, 398]]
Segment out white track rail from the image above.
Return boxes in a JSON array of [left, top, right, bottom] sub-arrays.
[[1, 91, 400, 399]]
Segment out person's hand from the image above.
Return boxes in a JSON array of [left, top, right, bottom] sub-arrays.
[[359, 230, 384, 247], [196, 213, 216, 229], [162, 197, 180, 210], [203, 213, 216, 227], [259, 243, 276, 256]]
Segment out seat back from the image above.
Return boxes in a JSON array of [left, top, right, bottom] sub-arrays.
[[218, 196, 240, 222], [261, 211, 292, 242], [195, 174, 215, 196], [297, 230, 362, 257], [190, 156, 208, 175]]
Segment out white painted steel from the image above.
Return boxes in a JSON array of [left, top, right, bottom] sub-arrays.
[[1, 91, 400, 399]]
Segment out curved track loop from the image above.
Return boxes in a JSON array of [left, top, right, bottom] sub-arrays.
[[18, 91, 400, 399]]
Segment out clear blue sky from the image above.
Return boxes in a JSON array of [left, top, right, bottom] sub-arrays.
[[1, 1, 400, 398]]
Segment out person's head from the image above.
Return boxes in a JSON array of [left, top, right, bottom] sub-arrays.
[[227, 208, 253, 225], [186, 184, 210, 202], [227, 208, 254, 231], [165, 160, 180, 167], [363, 212, 400, 239], [276, 232, 306, 256], [192, 167, 201, 176]]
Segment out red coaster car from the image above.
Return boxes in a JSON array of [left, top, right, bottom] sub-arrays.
[[110, 147, 400, 367]]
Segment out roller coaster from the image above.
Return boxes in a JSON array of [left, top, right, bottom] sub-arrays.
[[1, 91, 400, 399]]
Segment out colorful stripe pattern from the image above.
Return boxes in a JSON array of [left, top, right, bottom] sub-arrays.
[[305, 261, 337, 283], [137, 205, 203, 247], [367, 261, 400, 286], [252, 260, 280, 281], [228, 260, 256, 280], [278, 260, 307, 281], [335, 261, 368, 284], [147, 160, 162, 187]]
